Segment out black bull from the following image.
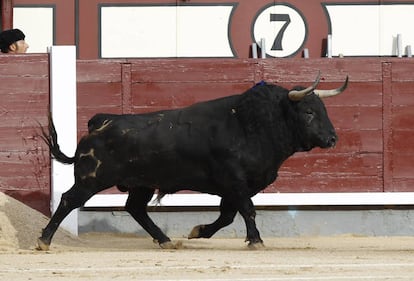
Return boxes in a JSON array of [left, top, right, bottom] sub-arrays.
[[38, 73, 348, 250]]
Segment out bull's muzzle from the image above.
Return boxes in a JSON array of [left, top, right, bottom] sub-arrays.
[[326, 135, 337, 148]]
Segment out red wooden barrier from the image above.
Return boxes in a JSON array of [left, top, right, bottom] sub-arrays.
[[0, 54, 50, 214], [1, 56, 414, 215], [76, 58, 414, 195]]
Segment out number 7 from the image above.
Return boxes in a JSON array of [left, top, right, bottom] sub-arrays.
[[270, 14, 291, 51]]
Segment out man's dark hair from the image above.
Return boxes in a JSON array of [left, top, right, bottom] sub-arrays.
[[0, 29, 25, 53]]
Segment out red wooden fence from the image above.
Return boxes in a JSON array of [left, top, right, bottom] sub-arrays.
[[1, 55, 414, 215], [77, 58, 414, 196], [0, 54, 50, 214]]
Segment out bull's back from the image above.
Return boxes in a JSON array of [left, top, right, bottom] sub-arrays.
[[83, 94, 243, 160]]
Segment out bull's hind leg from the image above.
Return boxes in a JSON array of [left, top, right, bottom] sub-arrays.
[[188, 198, 237, 239], [125, 188, 179, 249], [37, 184, 95, 251]]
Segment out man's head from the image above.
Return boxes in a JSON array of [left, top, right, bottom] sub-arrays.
[[0, 29, 29, 53]]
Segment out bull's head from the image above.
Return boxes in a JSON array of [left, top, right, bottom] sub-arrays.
[[287, 73, 348, 151]]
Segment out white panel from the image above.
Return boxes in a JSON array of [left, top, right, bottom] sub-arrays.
[[84, 192, 414, 208], [176, 6, 233, 57], [326, 5, 380, 56], [326, 4, 414, 56], [13, 7, 53, 53], [101, 7, 177, 58], [379, 5, 414, 56], [49, 46, 78, 235], [101, 5, 234, 58]]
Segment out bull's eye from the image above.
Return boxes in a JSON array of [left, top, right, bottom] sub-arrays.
[[305, 110, 314, 124]]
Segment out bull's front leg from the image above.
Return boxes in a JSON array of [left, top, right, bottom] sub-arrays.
[[188, 197, 237, 239], [237, 197, 264, 249]]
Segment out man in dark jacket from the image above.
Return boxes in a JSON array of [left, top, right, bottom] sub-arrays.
[[0, 28, 29, 53]]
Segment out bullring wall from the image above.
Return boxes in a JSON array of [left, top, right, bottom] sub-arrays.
[[1, 55, 413, 215]]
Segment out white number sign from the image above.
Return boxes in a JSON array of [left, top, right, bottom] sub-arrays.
[[252, 3, 307, 58]]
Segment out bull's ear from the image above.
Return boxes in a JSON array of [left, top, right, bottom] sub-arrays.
[[314, 76, 348, 99], [288, 72, 321, 101]]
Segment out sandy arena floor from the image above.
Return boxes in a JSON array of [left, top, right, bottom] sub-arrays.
[[1, 192, 414, 281], [1, 234, 414, 281]]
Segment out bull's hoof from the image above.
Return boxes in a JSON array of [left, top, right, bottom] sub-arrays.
[[188, 224, 204, 239], [247, 241, 265, 250], [159, 241, 183, 249], [36, 238, 50, 251]]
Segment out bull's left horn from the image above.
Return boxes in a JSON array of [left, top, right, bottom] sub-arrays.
[[288, 72, 321, 101], [314, 75, 349, 99]]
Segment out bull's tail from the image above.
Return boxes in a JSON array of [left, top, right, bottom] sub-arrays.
[[39, 114, 76, 164]]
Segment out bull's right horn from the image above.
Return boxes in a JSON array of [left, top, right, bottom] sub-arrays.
[[314, 76, 349, 98], [288, 72, 321, 101]]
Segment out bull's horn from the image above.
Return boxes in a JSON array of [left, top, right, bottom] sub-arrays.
[[288, 72, 321, 101], [314, 75, 349, 99]]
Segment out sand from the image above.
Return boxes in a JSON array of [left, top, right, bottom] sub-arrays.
[[0, 192, 79, 251], [1, 192, 414, 280]]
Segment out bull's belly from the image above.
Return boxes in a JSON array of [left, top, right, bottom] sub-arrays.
[[91, 153, 277, 197], [117, 161, 223, 195]]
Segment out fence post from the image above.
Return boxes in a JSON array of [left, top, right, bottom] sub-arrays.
[[121, 63, 132, 114], [1, 0, 13, 30], [382, 62, 393, 192], [49, 46, 78, 235]]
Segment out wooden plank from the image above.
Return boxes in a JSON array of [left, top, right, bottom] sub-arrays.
[[0, 54, 49, 76], [0, 77, 49, 94], [265, 177, 383, 193], [0, 115, 48, 130], [77, 82, 122, 106], [131, 81, 382, 107], [335, 130, 383, 153], [279, 153, 382, 178], [77, 60, 123, 83], [0, 93, 49, 120], [0, 127, 46, 152], [0, 150, 49, 177], [320, 82, 383, 107], [130, 59, 256, 82], [392, 82, 414, 106], [390, 60, 414, 81], [0, 167, 49, 185], [392, 130, 414, 153], [390, 179, 414, 192], [0, 149, 50, 214], [327, 106, 382, 130], [392, 153, 414, 178], [392, 105, 414, 128], [260, 58, 382, 83], [131, 82, 253, 108]]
